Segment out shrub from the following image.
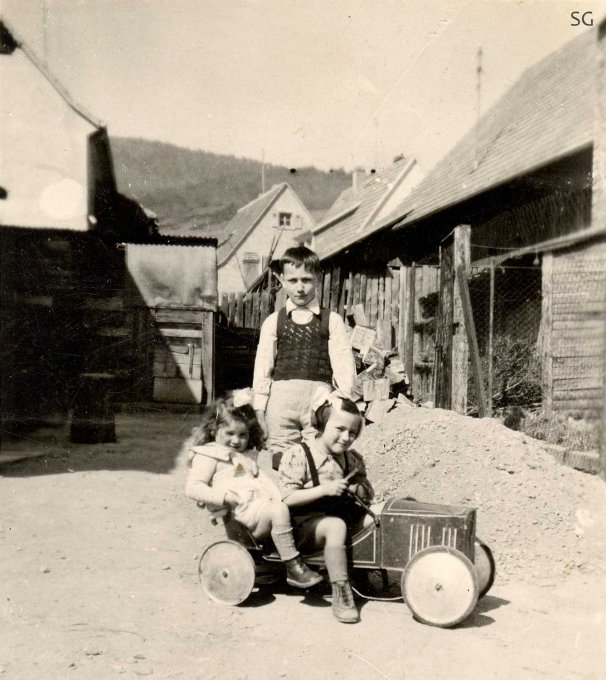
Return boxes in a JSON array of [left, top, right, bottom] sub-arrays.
[[468, 335, 542, 412], [523, 409, 601, 452]]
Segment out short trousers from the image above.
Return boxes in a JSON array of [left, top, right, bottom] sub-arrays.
[[291, 498, 367, 552]]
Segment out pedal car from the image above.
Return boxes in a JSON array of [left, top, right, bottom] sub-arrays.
[[198, 494, 495, 628]]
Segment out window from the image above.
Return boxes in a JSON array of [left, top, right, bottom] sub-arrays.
[[278, 212, 292, 228]]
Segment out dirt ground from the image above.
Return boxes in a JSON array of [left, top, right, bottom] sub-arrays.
[[2, 409, 606, 680]]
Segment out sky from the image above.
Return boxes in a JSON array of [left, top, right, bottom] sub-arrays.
[[3, 0, 605, 173]]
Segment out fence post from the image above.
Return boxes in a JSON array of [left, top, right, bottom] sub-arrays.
[[400, 263, 416, 393], [488, 259, 495, 415], [260, 291, 270, 325], [275, 286, 286, 309], [352, 272, 361, 311], [541, 253, 553, 410], [457, 264, 488, 417], [251, 292, 260, 329], [339, 271, 349, 318], [227, 293, 235, 326], [235, 293, 244, 326], [331, 267, 340, 312], [360, 273, 368, 318], [221, 293, 229, 321], [398, 266, 407, 364], [323, 270, 331, 309], [435, 243, 453, 409], [384, 272, 393, 350], [369, 275, 378, 327], [452, 225, 471, 413]]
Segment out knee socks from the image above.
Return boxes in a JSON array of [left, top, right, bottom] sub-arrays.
[[324, 545, 348, 583], [271, 523, 299, 562]]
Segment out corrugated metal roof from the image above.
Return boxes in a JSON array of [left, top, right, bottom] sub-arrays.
[[382, 29, 596, 232], [314, 159, 415, 259], [217, 183, 287, 265]]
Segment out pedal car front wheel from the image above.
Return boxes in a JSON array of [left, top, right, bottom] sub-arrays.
[[199, 540, 256, 606], [402, 546, 479, 628]]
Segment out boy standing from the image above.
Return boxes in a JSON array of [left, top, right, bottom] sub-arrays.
[[253, 247, 356, 472]]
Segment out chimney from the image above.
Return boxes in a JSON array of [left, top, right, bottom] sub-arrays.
[[352, 168, 366, 194]]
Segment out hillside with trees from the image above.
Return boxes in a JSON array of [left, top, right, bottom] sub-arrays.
[[110, 137, 351, 235]]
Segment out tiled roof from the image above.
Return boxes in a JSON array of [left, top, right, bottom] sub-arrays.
[[217, 183, 287, 265], [314, 158, 416, 259], [382, 29, 595, 232]]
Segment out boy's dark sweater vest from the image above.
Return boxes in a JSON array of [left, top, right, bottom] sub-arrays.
[[272, 307, 333, 383]]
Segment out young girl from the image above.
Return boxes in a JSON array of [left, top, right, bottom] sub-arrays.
[[278, 390, 378, 624], [185, 390, 323, 589]]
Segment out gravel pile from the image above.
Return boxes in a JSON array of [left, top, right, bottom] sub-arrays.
[[356, 405, 606, 585]]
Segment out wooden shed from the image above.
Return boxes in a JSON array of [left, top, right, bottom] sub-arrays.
[[0, 19, 164, 432], [370, 27, 605, 417], [123, 237, 217, 405]]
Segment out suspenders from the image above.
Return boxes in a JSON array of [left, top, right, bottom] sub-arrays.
[[295, 442, 363, 526], [300, 441, 349, 487]]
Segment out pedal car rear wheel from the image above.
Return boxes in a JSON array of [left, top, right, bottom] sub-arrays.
[[199, 540, 256, 606], [402, 546, 479, 628], [474, 537, 496, 598]]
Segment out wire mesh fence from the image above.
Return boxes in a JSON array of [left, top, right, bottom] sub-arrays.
[[467, 256, 543, 414]]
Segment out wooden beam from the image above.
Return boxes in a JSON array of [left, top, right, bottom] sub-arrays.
[[369, 275, 378, 327], [360, 273, 368, 318], [384, 272, 393, 350], [472, 227, 606, 269], [456, 264, 487, 417], [434, 243, 453, 409], [405, 265, 415, 384], [487, 259, 495, 415], [235, 292, 244, 326], [397, 266, 407, 363], [541, 253, 554, 410], [201, 311, 215, 403], [323, 270, 331, 309], [452, 225, 471, 414]]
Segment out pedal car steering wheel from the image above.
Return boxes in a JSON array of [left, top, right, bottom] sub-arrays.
[[345, 488, 381, 526]]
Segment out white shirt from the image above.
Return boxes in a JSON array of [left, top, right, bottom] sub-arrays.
[[252, 298, 356, 412]]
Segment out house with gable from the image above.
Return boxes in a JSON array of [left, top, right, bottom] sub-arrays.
[[0, 19, 217, 431], [0, 19, 154, 241], [217, 182, 315, 293], [311, 156, 422, 266], [372, 26, 606, 419]]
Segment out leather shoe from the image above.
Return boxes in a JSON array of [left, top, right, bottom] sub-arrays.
[[285, 557, 324, 588], [331, 580, 359, 623]]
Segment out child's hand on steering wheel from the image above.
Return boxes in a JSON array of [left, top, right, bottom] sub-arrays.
[[323, 478, 349, 497]]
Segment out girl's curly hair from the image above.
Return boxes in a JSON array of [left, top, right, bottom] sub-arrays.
[[190, 395, 264, 450]]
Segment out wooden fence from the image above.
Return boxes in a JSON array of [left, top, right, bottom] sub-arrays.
[[220, 264, 440, 402], [317, 265, 439, 403], [219, 290, 274, 329]]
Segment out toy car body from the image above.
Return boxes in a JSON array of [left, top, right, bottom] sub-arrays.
[[198, 497, 495, 628]]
